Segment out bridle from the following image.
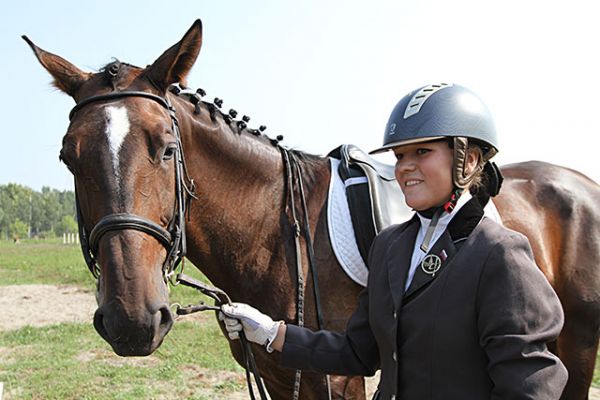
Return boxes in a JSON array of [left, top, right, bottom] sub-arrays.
[[69, 90, 195, 282]]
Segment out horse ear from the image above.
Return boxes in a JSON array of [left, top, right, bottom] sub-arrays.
[[143, 19, 203, 93], [22, 35, 90, 97]]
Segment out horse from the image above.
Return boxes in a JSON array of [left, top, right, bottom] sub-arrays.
[[24, 19, 600, 399]]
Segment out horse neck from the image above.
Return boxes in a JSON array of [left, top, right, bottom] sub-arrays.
[[175, 97, 331, 299]]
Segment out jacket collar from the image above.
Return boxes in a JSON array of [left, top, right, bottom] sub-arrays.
[[447, 195, 485, 242], [387, 196, 485, 309]]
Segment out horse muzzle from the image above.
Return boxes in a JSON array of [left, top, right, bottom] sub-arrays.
[[93, 300, 173, 356]]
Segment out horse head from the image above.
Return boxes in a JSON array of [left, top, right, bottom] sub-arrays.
[[24, 20, 203, 356]]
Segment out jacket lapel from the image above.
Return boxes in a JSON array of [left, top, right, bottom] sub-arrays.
[[403, 230, 457, 299], [387, 218, 419, 311], [403, 196, 485, 301]]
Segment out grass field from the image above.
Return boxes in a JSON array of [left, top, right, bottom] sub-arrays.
[[0, 239, 598, 399], [0, 239, 245, 399]]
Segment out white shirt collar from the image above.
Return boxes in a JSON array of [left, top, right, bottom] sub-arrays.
[[404, 191, 473, 291], [416, 190, 473, 229]]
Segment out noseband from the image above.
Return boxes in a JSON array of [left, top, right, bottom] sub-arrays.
[[70, 90, 195, 281]]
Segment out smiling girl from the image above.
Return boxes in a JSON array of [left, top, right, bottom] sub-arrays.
[[220, 83, 568, 399]]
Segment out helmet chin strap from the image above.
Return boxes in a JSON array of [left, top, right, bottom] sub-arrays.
[[418, 187, 463, 253], [419, 136, 481, 253], [453, 137, 478, 189]]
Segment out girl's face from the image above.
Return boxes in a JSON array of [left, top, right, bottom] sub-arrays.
[[393, 140, 455, 211]]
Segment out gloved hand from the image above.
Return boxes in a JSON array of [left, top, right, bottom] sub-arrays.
[[219, 303, 282, 352]]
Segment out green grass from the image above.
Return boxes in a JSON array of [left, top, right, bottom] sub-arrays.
[[0, 239, 243, 399], [0, 321, 244, 399], [0, 239, 599, 397], [0, 239, 91, 288], [595, 351, 600, 387]]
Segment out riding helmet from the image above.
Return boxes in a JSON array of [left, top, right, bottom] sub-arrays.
[[370, 83, 498, 160]]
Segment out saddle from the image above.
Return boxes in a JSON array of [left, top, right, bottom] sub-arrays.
[[328, 144, 413, 264]]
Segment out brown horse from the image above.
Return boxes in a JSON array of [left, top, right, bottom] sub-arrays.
[[25, 20, 600, 399]]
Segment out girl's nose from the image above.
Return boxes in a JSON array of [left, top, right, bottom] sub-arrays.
[[395, 159, 416, 174]]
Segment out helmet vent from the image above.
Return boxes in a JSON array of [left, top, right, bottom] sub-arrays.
[[403, 83, 453, 119]]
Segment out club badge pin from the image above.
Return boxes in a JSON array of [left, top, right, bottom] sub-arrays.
[[421, 254, 442, 277]]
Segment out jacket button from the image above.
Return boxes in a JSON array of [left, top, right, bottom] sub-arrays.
[[393, 311, 397, 319], [392, 352, 397, 361], [391, 395, 396, 400]]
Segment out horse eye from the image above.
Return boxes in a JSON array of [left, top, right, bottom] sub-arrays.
[[162, 145, 177, 161]]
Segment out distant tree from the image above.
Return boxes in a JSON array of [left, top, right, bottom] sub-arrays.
[[58, 190, 76, 219], [29, 191, 44, 236], [0, 184, 32, 239], [40, 187, 61, 233], [9, 218, 28, 241], [55, 215, 78, 236], [0, 183, 76, 240]]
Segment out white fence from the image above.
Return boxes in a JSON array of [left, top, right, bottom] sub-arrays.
[[62, 233, 79, 245]]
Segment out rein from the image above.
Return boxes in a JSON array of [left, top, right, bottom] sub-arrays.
[[174, 274, 269, 400], [281, 148, 332, 400]]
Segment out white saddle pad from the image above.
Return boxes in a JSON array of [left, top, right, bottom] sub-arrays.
[[326, 158, 503, 288], [327, 158, 370, 287]]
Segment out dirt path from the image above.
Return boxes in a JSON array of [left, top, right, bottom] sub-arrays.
[[0, 284, 97, 330], [0, 284, 597, 399]]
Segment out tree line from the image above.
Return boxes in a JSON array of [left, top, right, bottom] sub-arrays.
[[0, 183, 76, 240]]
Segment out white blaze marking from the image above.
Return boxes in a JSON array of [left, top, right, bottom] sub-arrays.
[[104, 106, 130, 180]]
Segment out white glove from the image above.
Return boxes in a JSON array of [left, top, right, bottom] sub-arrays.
[[219, 303, 282, 352]]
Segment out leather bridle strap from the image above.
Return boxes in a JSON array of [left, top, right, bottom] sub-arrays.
[[69, 89, 193, 281], [69, 91, 170, 120], [89, 213, 172, 253]]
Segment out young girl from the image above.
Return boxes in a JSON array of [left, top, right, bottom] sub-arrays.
[[221, 83, 568, 399]]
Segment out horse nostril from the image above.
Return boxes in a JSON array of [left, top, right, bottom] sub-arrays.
[[156, 305, 174, 338], [93, 308, 110, 342]]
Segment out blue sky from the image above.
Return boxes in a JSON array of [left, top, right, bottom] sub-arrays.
[[3, 0, 599, 191]]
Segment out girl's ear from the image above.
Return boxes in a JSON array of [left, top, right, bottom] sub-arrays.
[[464, 147, 482, 176]]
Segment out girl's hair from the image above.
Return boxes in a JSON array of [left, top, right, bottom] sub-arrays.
[[466, 144, 486, 194], [445, 137, 487, 194]]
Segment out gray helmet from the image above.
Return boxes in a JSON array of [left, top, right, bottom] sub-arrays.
[[370, 83, 498, 159]]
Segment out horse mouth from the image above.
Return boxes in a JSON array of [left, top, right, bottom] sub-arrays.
[[93, 305, 174, 356]]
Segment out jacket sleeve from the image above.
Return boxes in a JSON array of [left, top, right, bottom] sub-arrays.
[[477, 232, 568, 399], [278, 225, 399, 376], [280, 285, 379, 376]]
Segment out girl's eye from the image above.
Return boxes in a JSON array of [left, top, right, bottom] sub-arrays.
[[417, 148, 431, 155], [394, 153, 403, 161]]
